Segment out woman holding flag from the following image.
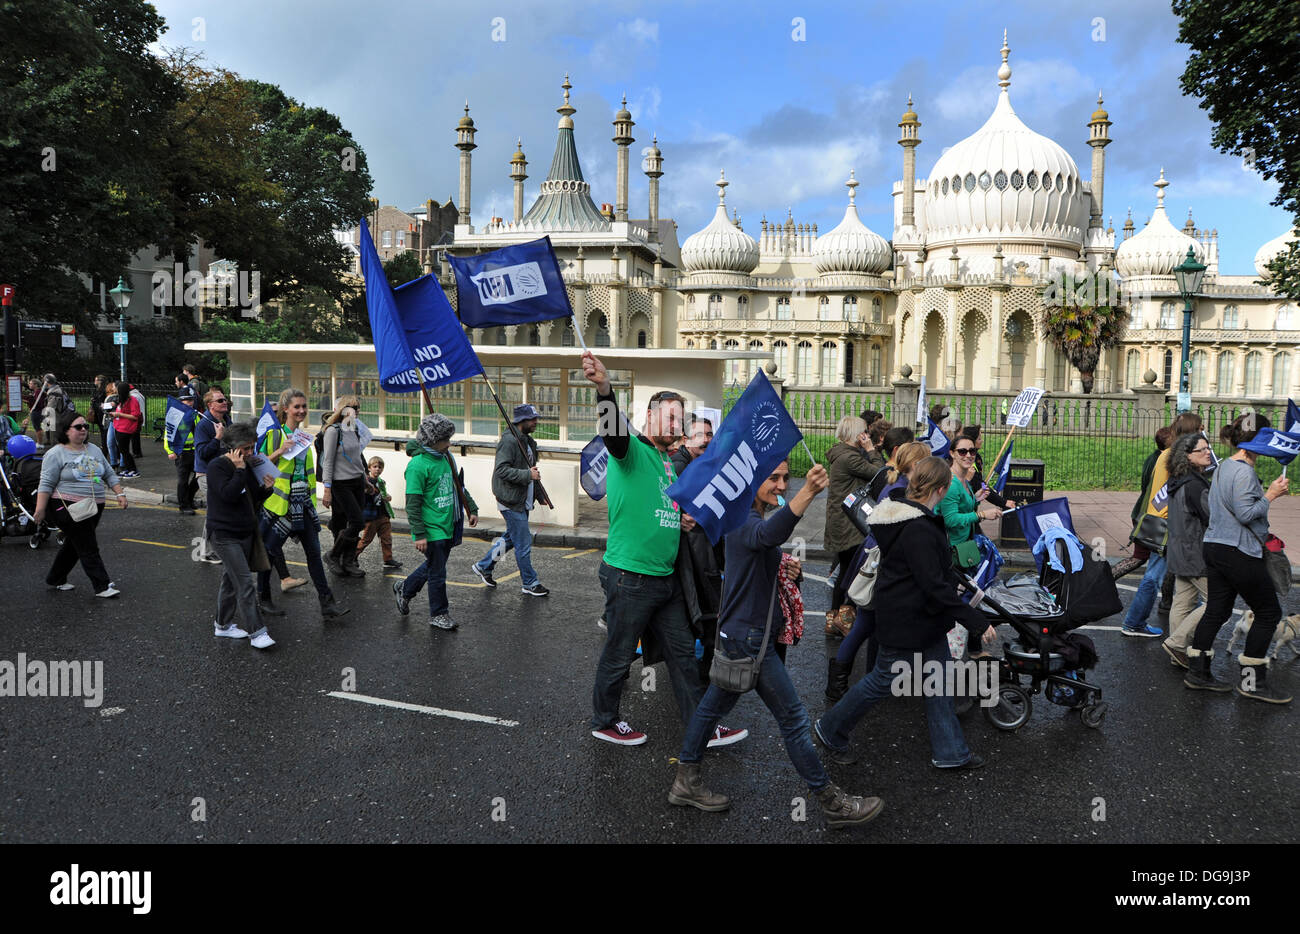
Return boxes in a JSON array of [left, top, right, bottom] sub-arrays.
[[668, 459, 886, 830], [1184, 413, 1290, 702], [257, 389, 349, 619]]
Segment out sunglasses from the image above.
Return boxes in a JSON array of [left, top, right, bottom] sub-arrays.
[[69, 424, 89, 430], [953, 447, 975, 455]]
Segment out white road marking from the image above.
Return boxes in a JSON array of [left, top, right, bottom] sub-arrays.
[[1115, 583, 1137, 592], [326, 691, 519, 727], [99, 707, 126, 717], [805, 573, 831, 584]]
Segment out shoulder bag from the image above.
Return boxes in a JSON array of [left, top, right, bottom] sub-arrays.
[[59, 492, 98, 522], [708, 578, 778, 694], [1249, 528, 1292, 596]]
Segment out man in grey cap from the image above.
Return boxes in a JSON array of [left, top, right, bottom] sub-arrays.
[[472, 403, 548, 596]]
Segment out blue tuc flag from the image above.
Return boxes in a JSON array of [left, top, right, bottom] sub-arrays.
[[448, 237, 573, 328], [255, 399, 278, 446], [1236, 427, 1300, 465], [580, 436, 609, 501], [990, 439, 1014, 494], [1287, 399, 1300, 433], [359, 217, 482, 393], [921, 417, 951, 459], [666, 371, 803, 544], [165, 396, 197, 449]]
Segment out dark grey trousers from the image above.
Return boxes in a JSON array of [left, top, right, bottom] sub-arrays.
[[213, 535, 264, 635]]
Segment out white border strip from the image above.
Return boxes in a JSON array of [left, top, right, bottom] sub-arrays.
[[327, 691, 519, 727]]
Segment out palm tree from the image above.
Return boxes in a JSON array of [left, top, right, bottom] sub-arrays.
[[1040, 273, 1127, 393]]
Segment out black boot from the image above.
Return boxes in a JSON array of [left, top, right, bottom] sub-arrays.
[[1183, 650, 1232, 692], [1156, 571, 1174, 632], [1236, 660, 1293, 704], [341, 541, 366, 578], [825, 658, 851, 701], [320, 594, 351, 619]]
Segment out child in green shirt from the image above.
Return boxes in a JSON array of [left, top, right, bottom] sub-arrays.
[[356, 455, 400, 570]]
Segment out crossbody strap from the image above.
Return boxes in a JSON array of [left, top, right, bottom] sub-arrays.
[[713, 572, 780, 668]]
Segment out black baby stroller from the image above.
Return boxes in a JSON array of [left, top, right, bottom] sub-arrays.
[[962, 533, 1118, 731], [1, 434, 54, 549]]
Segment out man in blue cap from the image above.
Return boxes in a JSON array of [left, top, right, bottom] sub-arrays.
[[472, 402, 548, 596]]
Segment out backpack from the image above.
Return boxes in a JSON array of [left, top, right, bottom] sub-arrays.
[[846, 544, 882, 607]]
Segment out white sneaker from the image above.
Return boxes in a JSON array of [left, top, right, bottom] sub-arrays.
[[49, 583, 75, 591], [249, 627, 276, 649], [214, 622, 249, 639], [95, 587, 121, 598]]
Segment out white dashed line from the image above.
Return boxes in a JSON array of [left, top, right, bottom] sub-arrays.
[[326, 691, 519, 726]]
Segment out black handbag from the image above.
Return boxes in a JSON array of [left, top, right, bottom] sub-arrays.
[[1130, 513, 1168, 554], [708, 579, 778, 693]]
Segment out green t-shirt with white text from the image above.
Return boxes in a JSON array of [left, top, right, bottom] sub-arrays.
[[603, 436, 681, 576], [405, 451, 455, 541]]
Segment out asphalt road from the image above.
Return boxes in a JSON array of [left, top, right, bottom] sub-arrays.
[[1, 502, 1297, 844]]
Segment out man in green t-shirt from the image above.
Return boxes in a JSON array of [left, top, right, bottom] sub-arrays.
[[394, 413, 479, 630], [582, 351, 748, 749]]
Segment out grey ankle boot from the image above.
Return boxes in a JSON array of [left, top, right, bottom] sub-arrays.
[[667, 763, 730, 812], [1183, 650, 1232, 692], [1236, 660, 1293, 704], [816, 783, 884, 829]]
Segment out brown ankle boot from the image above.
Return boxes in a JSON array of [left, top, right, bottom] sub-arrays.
[[817, 783, 884, 829], [667, 763, 730, 812]]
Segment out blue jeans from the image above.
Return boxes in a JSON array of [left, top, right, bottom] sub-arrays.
[[591, 562, 703, 731], [680, 626, 829, 791], [818, 639, 974, 768], [258, 512, 333, 601], [1123, 551, 1167, 629], [106, 424, 119, 467], [403, 539, 453, 616], [476, 508, 538, 587]]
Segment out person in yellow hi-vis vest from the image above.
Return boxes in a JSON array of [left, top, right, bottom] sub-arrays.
[[1123, 413, 1203, 637]]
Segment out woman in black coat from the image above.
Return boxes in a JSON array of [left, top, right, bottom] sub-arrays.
[[815, 456, 995, 770]]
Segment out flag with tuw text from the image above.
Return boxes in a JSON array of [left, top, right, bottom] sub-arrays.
[[448, 237, 573, 328], [666, 371, 803, 544]]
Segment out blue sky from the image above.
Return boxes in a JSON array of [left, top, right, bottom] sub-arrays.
[[148, 0, 1292, 274]]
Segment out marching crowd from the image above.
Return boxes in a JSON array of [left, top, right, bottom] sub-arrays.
[[5, 351, 1295, 832]]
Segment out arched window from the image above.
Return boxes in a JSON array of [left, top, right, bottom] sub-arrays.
[[724, 339, 743, 382], [842, 296, 858, 321], [1277, 304, 1296, 329], [772, 340, 788, 376], [821, 342, 839, 384], [795, 341, 814, 384], [1217, 350, 1234, 391], [1189, 350, 1208, 394], [776, 296, 791, 320], [686, 339, 695, 349], [1126, 349, 1141, 388], [636, 330, 647, 348], [1223, 305, 1239, 329], [819, 295, 834, 321], [708, 339, 718, 350], [1159, 301, 1179, 329], [708, 293, 723, 319], [1274, 352, 1292, 394], [871, 296, 882, 323], [1245, 351, 1263, 395], [595, 313, 611, 348], [561, 324, 575, 347], [869, 344, 882, 384], [737, 295, 749, 319], [1163, 349, 1174, 389]]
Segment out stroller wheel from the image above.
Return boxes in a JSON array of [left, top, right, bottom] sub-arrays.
[[1080, 702, 1107, 729], [984, 683, 1032, 731], [29, 534, 40, 549]]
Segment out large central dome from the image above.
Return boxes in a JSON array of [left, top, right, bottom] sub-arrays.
[[922, 36, 1088, 249]]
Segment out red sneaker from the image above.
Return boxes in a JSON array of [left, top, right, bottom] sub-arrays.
[[591, 721, 648, 745], [707, 725, 749, 748]]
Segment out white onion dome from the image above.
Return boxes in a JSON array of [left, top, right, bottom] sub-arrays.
[[1254, 227, 1299, 277], [1114, 169, 1205, 277], [681, 171, 760, 274], [923, 35, 1088, 246], [813, 171, 891, 274]]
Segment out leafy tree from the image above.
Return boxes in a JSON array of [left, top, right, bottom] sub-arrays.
[[0, 0, 178, 324], [1175, 0, 1300, 299], [1040, 275, 1128, 393], [384, 252, 424, 287]]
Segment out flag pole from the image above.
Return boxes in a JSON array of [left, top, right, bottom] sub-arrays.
[[987, 425, 1018, 480], [800, 438, 817, 467], [473, 368, 554, 509], [414, 376, 474, 517]]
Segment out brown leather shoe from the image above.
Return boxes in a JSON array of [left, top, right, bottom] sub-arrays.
[[667, 763, 730, 812], [817, 783, 884, 829]]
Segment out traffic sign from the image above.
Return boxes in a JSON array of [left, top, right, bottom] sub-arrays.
[[113, 331, 129, 346]]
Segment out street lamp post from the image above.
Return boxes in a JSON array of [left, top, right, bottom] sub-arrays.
[[1173, 246, 1207, 412], [109, 277, 133, 383]]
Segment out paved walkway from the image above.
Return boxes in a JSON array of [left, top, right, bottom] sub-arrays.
[[115, 439, 1300, 569]]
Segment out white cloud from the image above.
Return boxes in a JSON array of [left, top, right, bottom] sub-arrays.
[[621, 18, 659, 44], [630, 86, 661, 122]]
